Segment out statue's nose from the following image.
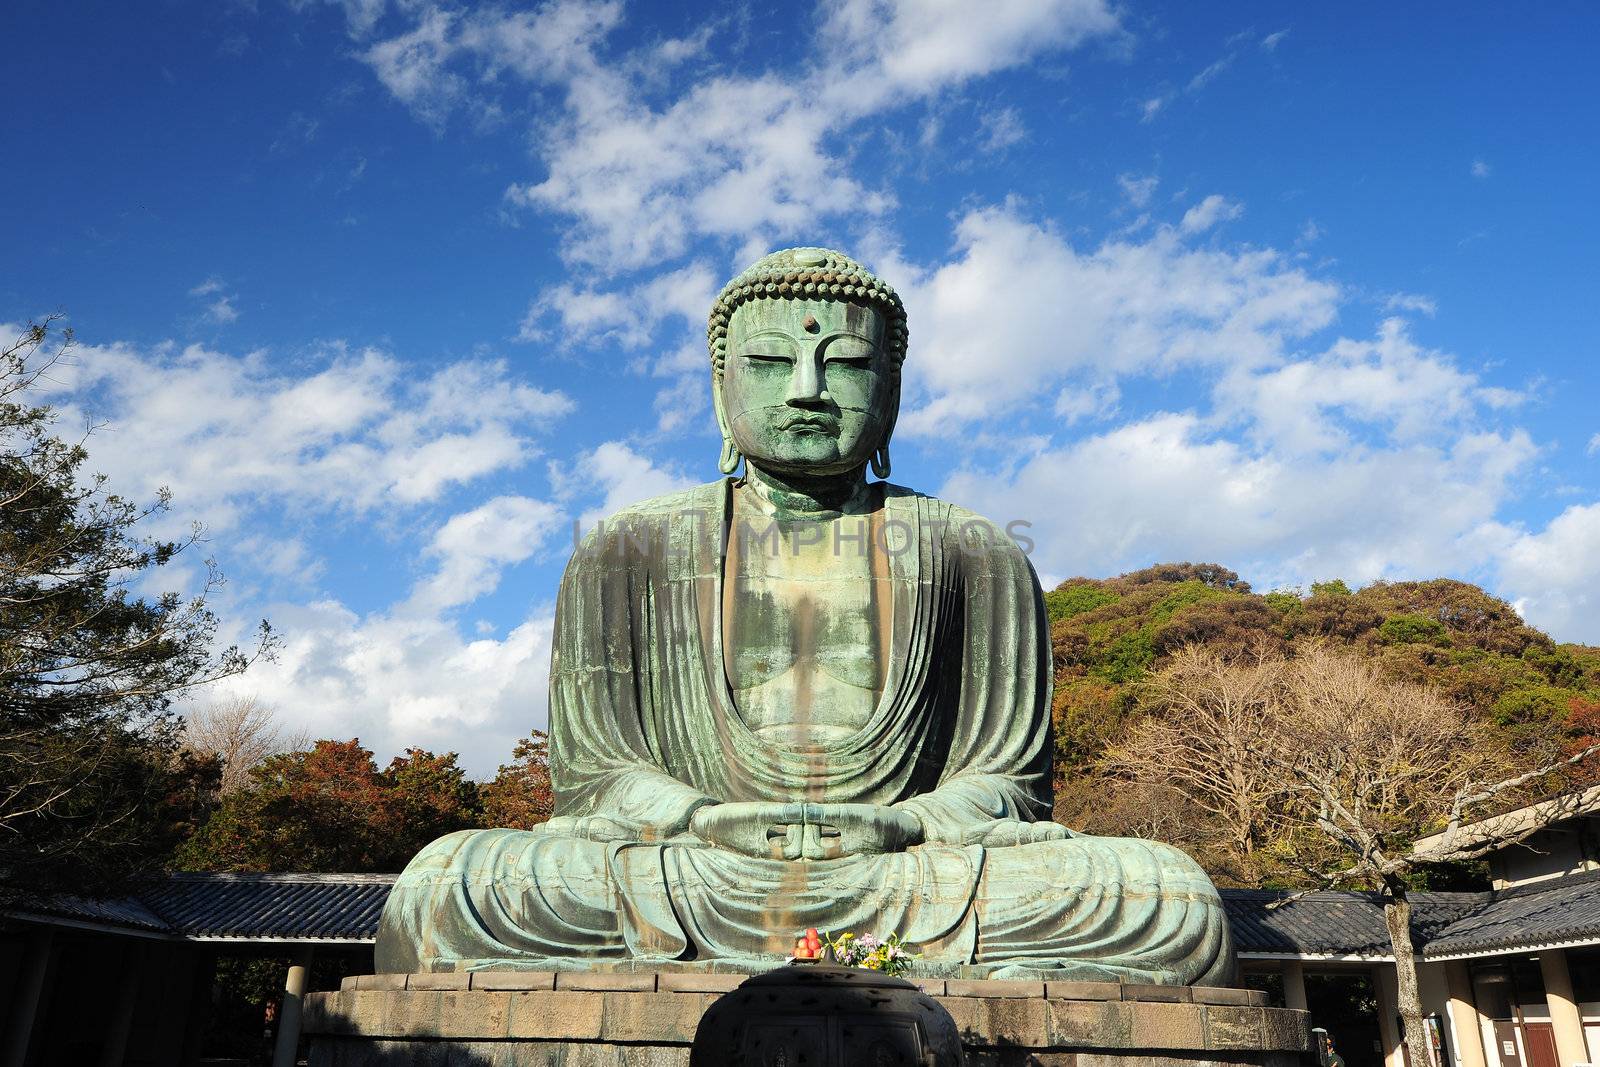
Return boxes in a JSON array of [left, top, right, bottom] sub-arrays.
[[785, 353, 830, 406]]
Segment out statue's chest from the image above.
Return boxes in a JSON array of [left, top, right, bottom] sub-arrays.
[[721, 515, 892, 745]]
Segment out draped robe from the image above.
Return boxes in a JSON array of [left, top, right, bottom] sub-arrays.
[[375, 481, 1234, 982]]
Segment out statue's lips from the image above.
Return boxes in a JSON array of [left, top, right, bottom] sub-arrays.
[[778, 414, 839, 435]]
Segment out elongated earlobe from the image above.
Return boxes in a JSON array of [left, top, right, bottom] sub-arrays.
[[870, 442, 891, 479], [719, 438, 744, 475]]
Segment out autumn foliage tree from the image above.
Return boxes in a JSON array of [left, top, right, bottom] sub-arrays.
[[479, 730, 554, 829], [177, 739, 482, 872], [388, 746, 483, 845], [1566, 695, 1600, 784]]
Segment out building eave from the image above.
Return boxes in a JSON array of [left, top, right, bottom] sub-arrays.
[[1423, 934, 1600, 963], [4, 910, 178, 941], [1239, 951, 1399, 963], [1413, 783, 1600, 858]]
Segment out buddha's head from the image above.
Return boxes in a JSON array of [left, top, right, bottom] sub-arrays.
[[707, 248, 908, 480]]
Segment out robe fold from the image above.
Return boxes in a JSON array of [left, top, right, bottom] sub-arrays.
[[375, 480, 1234, 983]]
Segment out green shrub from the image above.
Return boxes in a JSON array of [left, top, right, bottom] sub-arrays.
[[1378, 613, 1451, 646], [1044, 584, 1119, 622]]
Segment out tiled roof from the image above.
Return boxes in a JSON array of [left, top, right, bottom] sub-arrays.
[[141, 873, 397, 941], [1421, 868, 1600, 959], [8, 891, 173, 934], [1221, 889, 1486, 958]]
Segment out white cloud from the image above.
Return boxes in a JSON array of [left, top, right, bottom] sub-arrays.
[[1139, 95, 1170, 122], [1054, 380, 1120, 424], [519, 285, 640, 346], [19, 321, 599, 775], [885, 204, 1338, 429], [453, 0, 624, 82], [877, 202, 1543, 615], [407, 495, 564, 613], [206, 296, 240, 324], [1117, 173, 1159, 208], [978, 106, 1026, 152], [518, 262, 719, 438], [360, 0, 1121, 272], [1146, 37, 1276, 124], [651, 370, 707, 434], [1383, 291, 1437, 316], [1489, 503, 1600, 643], [189, 277, 240, 323], [28, 332, 574, 534], [1471, 158, 1492, 178], [1588, 433, 1600, 457], [1186, 55, 1234, 94], [945, 413, 1537, 594], [506, 69, 889, 272], [819, 0, 1121, 102], [361, 6, 465, 126], [191, 494, 568, 774], [235, 534, 324, 584], [553, 440, 696, 532], [1179, 194, 1245, 234], [208, 597, 556, 774], [1215, 318, 1517, 455], [519, 260, 716, 348], [4, 318, 595, 776]]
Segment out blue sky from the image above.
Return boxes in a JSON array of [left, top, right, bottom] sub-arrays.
[[5, 0, 1599, 773]]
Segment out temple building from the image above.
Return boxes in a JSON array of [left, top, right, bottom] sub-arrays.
[[4, 786, 1597, 1067], [1233, 782, 1600, 1067]]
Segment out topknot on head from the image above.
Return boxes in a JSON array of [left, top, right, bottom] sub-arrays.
[[706, 247, 909, 379]]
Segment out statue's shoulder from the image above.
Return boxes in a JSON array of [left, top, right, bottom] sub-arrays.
[[879, 483, 1033, 570], [880, 483, 1012, 539]]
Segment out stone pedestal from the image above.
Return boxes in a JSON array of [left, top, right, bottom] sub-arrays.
[[304, 973, 1312, 1066]]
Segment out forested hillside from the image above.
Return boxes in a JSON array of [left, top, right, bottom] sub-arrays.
[[1046, 564, 1600, 884]]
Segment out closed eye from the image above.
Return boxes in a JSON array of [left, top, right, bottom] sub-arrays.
[[740, 352, 793, 363], [822, 337, 877, 365]]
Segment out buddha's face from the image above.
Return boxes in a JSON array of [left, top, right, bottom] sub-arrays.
[[721, 298, 894, 476]]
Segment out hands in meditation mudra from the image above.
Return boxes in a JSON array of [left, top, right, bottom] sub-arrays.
[[375, 248, 1234, 983]]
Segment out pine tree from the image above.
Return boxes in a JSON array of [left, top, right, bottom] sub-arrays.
[[0, 320, 270, 892]]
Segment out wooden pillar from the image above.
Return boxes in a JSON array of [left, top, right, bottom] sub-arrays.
[[271, 946, 315, 1067], [96, 943, 144, 1067], [1538, 950, 1591, 1067], [1445, 960, 1489, 1067], [1376, 963, 1407, 1067], [1284, 959, 1309, 1011], [1, 928, 55, 1067]]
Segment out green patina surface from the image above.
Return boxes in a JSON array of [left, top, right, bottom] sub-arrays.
[[374, 248, 1236, 983]]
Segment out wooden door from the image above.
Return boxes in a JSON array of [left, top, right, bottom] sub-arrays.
[[1521, 1023, 1559, 1067], [1493, 1021, 1524, 1067]]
